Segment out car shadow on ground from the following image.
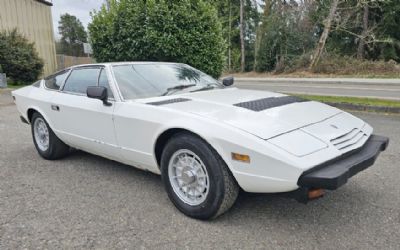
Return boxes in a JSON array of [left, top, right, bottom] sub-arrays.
[[64, 149, 376, 229]]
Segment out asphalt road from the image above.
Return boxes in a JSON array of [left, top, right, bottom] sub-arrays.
[[236, 78, 400, 100], [1, 95, 400, 249]]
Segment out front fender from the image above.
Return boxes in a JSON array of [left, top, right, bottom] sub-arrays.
[[153, 116, 304, 193]]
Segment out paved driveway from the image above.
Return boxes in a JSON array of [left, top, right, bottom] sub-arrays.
[[0, 94, 399, 249]]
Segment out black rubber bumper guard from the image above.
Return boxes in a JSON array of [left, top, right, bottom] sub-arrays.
[[291, 134, 389, 203]]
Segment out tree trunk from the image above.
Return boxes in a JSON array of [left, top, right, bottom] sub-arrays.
[[253, 0, 259, 70], [240, 0, 245, 72], [357, 5, 369, 59], [309, 0, 339, 71], [254, 0, 271, 71], [228, 0, 232, 72]]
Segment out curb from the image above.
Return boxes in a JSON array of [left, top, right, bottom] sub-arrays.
[[235, 77, 400, 86], [323, 102, 400, 114]]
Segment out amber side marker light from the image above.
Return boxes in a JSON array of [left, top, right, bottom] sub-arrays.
[[308, 188, 325, 200], [231, 153, 250, 163]]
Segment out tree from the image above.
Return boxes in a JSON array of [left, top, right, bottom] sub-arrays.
[[309, 0, 340, 70], [89, 0, 225, 78], [357, 4, 369, 59], [58, 13, 88, 57], [240, 0, 245, 72], [254, 0, 315, 72], [0, 29, 43, 84], [208, 0, 259, 72]]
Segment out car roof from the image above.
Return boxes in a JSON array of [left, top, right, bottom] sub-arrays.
[[44, 62, 186, 79], [69, 61, 182, 69]]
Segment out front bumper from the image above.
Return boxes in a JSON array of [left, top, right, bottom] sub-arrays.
[[297, 134, 389, 190]]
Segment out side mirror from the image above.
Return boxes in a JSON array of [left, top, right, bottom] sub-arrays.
[[222, 76, 234, 86], [87, 86, 112, 106]]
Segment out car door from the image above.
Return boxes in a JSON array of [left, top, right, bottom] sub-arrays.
[[48, 66, 120, 159]]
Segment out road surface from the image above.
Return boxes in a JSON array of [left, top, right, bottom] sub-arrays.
[[235, 78, 400, 100]]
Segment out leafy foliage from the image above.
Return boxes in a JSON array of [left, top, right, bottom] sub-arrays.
[[58, 14, 88, 56], [208, 0, 259, 72], [88, 0, 400, 75], [89, 0, 225, 78], [311, 0, 400, 63], [255, 1, 315, 72], [0, 29, 44, 84]]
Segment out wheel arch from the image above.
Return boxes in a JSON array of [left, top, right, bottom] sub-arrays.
[[153, 127, 232, 174], [27, 108, 38, 122], [154, 128, 204, 168], [26, 106, 55, 130]]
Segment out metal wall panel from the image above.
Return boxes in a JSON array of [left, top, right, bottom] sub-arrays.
[[0, 0, 57, 76]]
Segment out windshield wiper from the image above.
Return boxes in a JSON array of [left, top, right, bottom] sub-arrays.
[[161, 84, 197, 96], [190, 84, 217, 93]]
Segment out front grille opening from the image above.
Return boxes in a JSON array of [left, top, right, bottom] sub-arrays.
[[331, 128, 367, 151]]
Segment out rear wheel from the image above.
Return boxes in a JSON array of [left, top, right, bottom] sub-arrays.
[[161, 133, 239, 220], [31, 112, 70, 160]]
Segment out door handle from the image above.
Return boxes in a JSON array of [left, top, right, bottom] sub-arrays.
[[51, 105, 60, 111]]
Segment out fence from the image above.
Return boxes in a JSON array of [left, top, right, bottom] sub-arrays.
[[56, 55, 95, 71]]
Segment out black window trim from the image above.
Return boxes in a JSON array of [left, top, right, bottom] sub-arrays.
[[61, 66, 115, 100], [98, 67, 115, 100]]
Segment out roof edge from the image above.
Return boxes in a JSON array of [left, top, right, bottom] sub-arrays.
[[35, 0, 53, 6]]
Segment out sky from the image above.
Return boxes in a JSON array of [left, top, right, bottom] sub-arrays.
[[51, 0, 105, 40]]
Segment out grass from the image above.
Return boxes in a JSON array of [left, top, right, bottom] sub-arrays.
[[292, 94, 400, 108], [0, 83, 23, 93], [229, 71, 400, 79], [6, 84, 22, 89]]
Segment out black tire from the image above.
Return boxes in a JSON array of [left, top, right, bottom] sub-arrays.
[[31, 112, 70, 160], [161, 132, 239, 220]]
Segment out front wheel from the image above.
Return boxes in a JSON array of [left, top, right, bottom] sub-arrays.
[[31, 112, 70, 160], [161, 133, 239, 220]]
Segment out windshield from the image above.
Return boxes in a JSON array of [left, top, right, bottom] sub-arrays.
[[112, 63, 222, 99]]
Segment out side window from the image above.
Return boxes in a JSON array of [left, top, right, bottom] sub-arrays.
[[44, 70, 69, 90], [63, 68, 101, 94], [98, 69, 114, 98]]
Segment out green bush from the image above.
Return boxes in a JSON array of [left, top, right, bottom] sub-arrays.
[[0, 29, 44, 84], [88, 0, 225, 78]]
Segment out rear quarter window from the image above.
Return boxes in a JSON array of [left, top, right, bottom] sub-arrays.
[[32, 80, 42, 88], [44, 70, 70, 90]]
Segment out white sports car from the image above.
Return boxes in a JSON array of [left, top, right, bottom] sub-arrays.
[[12, 62, 389, 219]]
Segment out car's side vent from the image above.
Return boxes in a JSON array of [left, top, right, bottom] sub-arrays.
[[330, 128, 368, 151], [147, 98, 191, 106], [234, 96, 308, 111]]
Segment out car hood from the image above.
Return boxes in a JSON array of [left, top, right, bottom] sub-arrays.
[[140, 88, 362, 140]]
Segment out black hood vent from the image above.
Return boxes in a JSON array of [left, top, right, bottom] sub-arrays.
[[234, 96, 307, 111]]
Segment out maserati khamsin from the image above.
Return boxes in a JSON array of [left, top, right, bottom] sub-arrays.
[[12, 62, 389, 219]]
